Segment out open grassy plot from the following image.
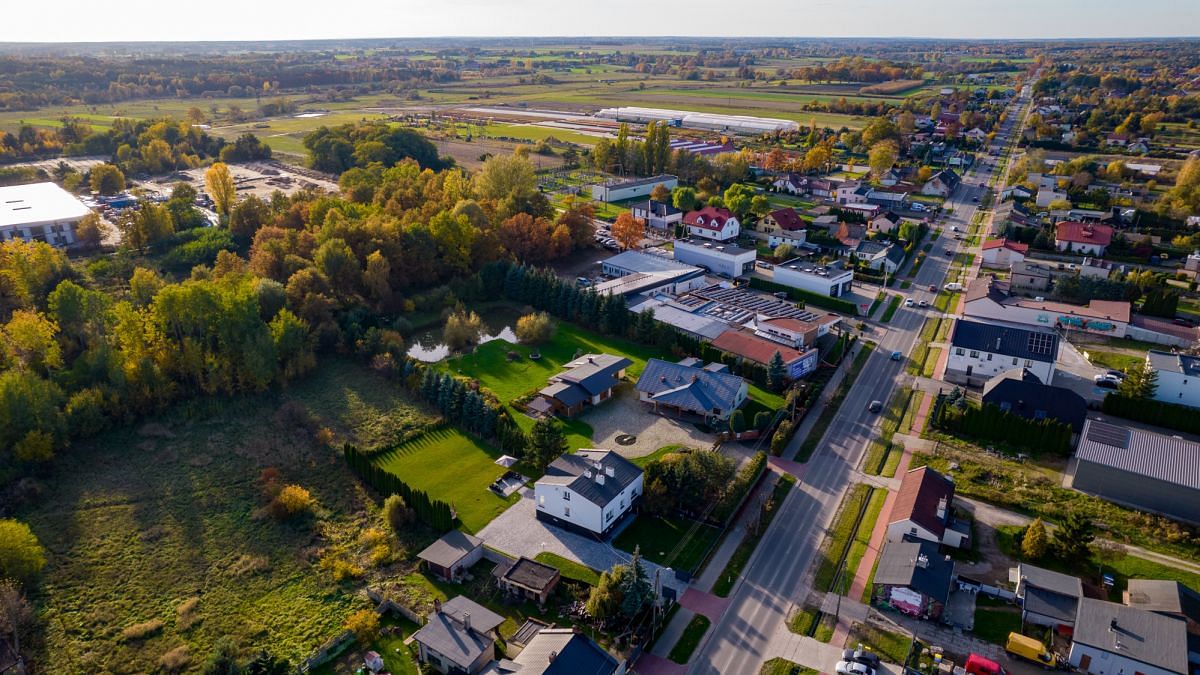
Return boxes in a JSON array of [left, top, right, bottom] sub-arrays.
[[668, 615, 712, 664], [846, 623, 912, 664], [762, 658, 820, 675], [17, 359, 429, 673], [613, 515, 720, 573], [534, 552, 601, 586], [371, 427, 517, 533], [311, 615, 421, 675], [1083, 349, 1143, 374], [973, 606, 1022, 645], [813, 484, 875, 593]]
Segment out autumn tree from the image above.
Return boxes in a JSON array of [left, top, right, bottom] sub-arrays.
[[204, 162, 236, 217], [0, 519, 46, 584], [868, 140, 899, 180], [443, 306, 484, 350], [650, 183, 671, 202], [1022, 517, 1048, 559], [344, 610, 380, 644], [74, 212, 106, 250], [89, 163, 126, 195], [612, 212, 645, 250], [515, 311, 555, 344]]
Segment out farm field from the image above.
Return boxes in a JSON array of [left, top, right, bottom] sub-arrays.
[[370, 427, 519, 533], [17, 358, 432, 674]]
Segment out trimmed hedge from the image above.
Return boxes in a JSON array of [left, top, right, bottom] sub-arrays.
[[1102, 394, 1200, 435], [748, 277, 859, 315], [343, 443, 457, 531], [935, 401, 1072, 455]]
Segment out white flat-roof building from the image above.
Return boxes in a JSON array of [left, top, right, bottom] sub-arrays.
[[672, 239, 756, 278], [590, 175, 678, 203], [0, 182, 91, 247], [773, 259, 854, 298]]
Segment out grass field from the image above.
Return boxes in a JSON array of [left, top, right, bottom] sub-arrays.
[[370, 427, 518, 533], [613, 515, 721, 573], [762, 658, 820, 675], [846, 623, 912, 664], [19, 358, 435, 673], [669, 615, 711, 664], [973, 606, 1022, 645], [534, 552, 601, 586]]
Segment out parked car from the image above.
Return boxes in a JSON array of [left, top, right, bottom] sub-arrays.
[[905, 298, 914, 307], [965, 653, 1007, 675], [1094, 374, 1121, 389], [928, 284, 938, 292], [836, 661, 875, 675], [944, 282, 964, 292], [842, 647, 882, 670], [868, 400, 883, 413], [1105, 370, 1126, 380], [576, 277, 591, 287]]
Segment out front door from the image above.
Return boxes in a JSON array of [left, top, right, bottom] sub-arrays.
[[1078, 655, 1091, 672]]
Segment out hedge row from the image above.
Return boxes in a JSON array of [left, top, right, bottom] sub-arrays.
[[1102, 394, 1200, 435], [748, 277, 859, 315], [343, 443, 457, 531]]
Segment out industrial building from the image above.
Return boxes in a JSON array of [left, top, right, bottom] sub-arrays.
[[595, 106, 800, 134], [596, 250, 706, 297], [0, 182, 91, 246], [590, 174, 678, 202], [1068, 420, 1200, 524], [772, 259, 854, 298], [672, 239, 756, 278]]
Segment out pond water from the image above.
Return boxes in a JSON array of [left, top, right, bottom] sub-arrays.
[[405, 307, 522, 363]]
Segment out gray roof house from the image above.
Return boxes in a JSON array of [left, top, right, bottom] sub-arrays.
[[417, 531, 484, 582], [534, 449, 644, 537], [1068, 419, 1200, 524], [1015, 563, 1083, 629], [634, 358, 749, 421], [484, 627, 624, 675], [412, 596, 505, 674], [871, 538, 955, 622], [535, 354, 632, 417], [1123, 579, 1200, 626], [982, 369, 1088, 432], [1069, 598, 1193, 675]]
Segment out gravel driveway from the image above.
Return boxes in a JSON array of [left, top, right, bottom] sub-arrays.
[[585, 384, 717, 459]]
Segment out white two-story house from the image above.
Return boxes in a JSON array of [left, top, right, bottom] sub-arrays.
[[947, 318, 1060, 387], [535, 449, 643, 538], [1147, 350, 1200, 409], [682, 206, 740, 242]]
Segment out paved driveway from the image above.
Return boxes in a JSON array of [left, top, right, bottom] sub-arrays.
[[586, 384, 718, 460], [477, 488, 687, 594]]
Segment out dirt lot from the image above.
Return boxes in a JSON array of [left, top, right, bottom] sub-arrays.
[[431, 137, 569, 171]]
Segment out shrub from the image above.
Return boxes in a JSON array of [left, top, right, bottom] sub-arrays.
[[383, 493, 415, 533], [754, 411, 772, 431], [345, 609, 380, 644], [176, 597, 201, 631], [269, 484, 314, 519], [770, 420, 793, 456], [515, 311, 556, 344], [729, 410, 746, 433], [0, 519, 46, 583], [121, 619, 165, 642], [159, 645, 190, 672]]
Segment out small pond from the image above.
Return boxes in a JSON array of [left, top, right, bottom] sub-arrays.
[[405, 306, 523, 363]]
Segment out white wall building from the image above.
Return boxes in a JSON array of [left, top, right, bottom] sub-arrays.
[[1147, 350, 1200, 409], [672, 239, 756, 278], [772, 259, 854, 298], [682, 206, 740, 242], [946, 318, 1059, 387], [591, 175, 678, 203], [1067, 599, 1191, 675], [534, 450, 643, 538], [0, 182, 91, 247]]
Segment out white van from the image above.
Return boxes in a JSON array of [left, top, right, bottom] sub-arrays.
[[944, 282, 964, 292]]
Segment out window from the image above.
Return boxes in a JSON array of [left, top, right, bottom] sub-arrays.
[[564, 507, 570, 517], [1024, 359, 1033, 368], [1012, 357, 1018, 365], [969, 351, 979, 358], [562, 492, 570, 502], [606, 512, 614, 522], [986, 353, 993, 361], [955, 348, 965, 356], [909, 527, 917, 535]]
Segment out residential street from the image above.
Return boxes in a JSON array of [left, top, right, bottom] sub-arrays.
[[678, 90, 1033, 675]]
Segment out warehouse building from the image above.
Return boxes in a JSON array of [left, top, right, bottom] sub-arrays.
[[595, 106, 799, 134], [0, 182, 91, 247], [590, 174, 678, 202], [772, 259, 854, 298], [672, 239, 756, 278], [1068, 420, 1200, 524]]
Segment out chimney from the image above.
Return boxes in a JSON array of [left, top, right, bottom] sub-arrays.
[[548, 651, 558, 663], [596, 473, 605, 486], [936, 497, 948, 521], [605, 466, 615, 478], [434, 599, 442, 614], [463, 612, 471, 632], [587, 356, 595, 364], [915, 553, 929, 569], [1110, 618, 1119, 633]]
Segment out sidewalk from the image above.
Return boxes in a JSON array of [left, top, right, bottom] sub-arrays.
[[784, 347, 857, 462]]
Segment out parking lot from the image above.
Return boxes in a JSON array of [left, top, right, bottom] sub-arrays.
[[143, 160, 339, 201]]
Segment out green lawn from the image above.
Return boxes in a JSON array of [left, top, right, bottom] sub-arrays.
[[631, 444, 697, 468], [311, 615, 421, 675], [880, 294, 902, 323], [973, 607, 1022, 645], [613, 515, 720, 573], [668, 615, 711, 664], [534, 552, 601, 586], [846, 623, 912, 664], [371, 427, 518, 533], [813, 484, 876, 592], [1084, 349, 1143, 374], [761, 658, 820, 675]]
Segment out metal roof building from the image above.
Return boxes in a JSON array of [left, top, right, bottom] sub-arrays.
[[595, 106, 799, 134], [0, 182, 91, 247], [1068, 419, 1200, 524]]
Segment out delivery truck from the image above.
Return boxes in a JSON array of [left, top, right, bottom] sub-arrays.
[[1005, 632, 1061, 668]]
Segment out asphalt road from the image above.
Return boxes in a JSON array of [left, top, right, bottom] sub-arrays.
[[687, 91, 1033, 675]]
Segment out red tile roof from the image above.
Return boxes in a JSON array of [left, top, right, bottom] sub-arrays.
[[890, 466, 954, 539], [981, 238, 1030, 254], [768, 207, 806, 232], [1055, 221, 1113, 246], [711, 330, 805, 366], [683, 206, 735, 231]]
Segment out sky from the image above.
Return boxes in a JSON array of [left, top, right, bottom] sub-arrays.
[[3, 0, 1199, 42]]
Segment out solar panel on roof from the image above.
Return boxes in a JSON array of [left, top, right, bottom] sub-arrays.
[[1086, 421, 1130, 449], [1027, 331, 1055, 357]]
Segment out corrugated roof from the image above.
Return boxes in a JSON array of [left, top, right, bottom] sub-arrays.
[[1075, 419, 1200, 491], [1023, 586, 1079, 623], [1073, 598, 1190, 674], [950, 318, 1059, 363]]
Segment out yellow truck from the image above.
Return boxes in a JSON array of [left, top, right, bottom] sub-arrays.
[[1005, 632, 1059, 668]]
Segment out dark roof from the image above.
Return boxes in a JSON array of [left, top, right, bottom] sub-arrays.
[[930, 169, 961, 189], [1076, 419, 1200, 491], [412, 596, 503, 668], [891, 466, 955, 538], [417, 531, 483, 568], [496, 557, 561, 592], [539, 353, 632, 407], [874, 538, 954, 604], [1024, 585, 1080, 624], [1124, 579, 1200, 622], [950, 319, 1059, 364], [633, 199, 681, 218], [1148, 350, 1200, 377], [768, 207, 805, 231], [635, 358, 747, 416], [982, 370, 1088, 431], [885, 245, 907, 266], [537, 449, 642, 508], [505, 627, 621, 675], [1017, 563, 1084, 599], [1073, 598, 1190, 674], [856, 240, 890, 257]]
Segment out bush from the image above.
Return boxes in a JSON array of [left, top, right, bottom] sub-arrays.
[[159, 645, 191, 672], [121, 619, 165, 642], [515, 311, 556, 344], [345, 609, 380, 643], [754, 411, 772, 431], [770, 420, 793, 456], [1102, 393, 1200, 435], [729, 410, 746, 433], [0, 519, 46, 583], [269, 485, 314, 519], [383, 493, 414, 533]]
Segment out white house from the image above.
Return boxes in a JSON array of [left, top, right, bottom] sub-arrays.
[[0, 182, 91, 247], [1068, 599, 1191, 675], [947, 318, 1059, 387], [1055, 222, 1113, 256], [771, 173, 807, 195], [534, 449, 643, 538], [591, 175, 678, 202], [921, 169, 961, 197], [630, 200, 682, 232], [773, 258, 855, 299], [837, 182, 870, 205], [885, 467, 970, 549], [767, 230, 807, 249], [672, 239, 756, 278], [979, 238, 1029, 268], [682, 206, 740, 242], [1037, 188, 1069, 208], [1147, 350, 1200, 409]]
